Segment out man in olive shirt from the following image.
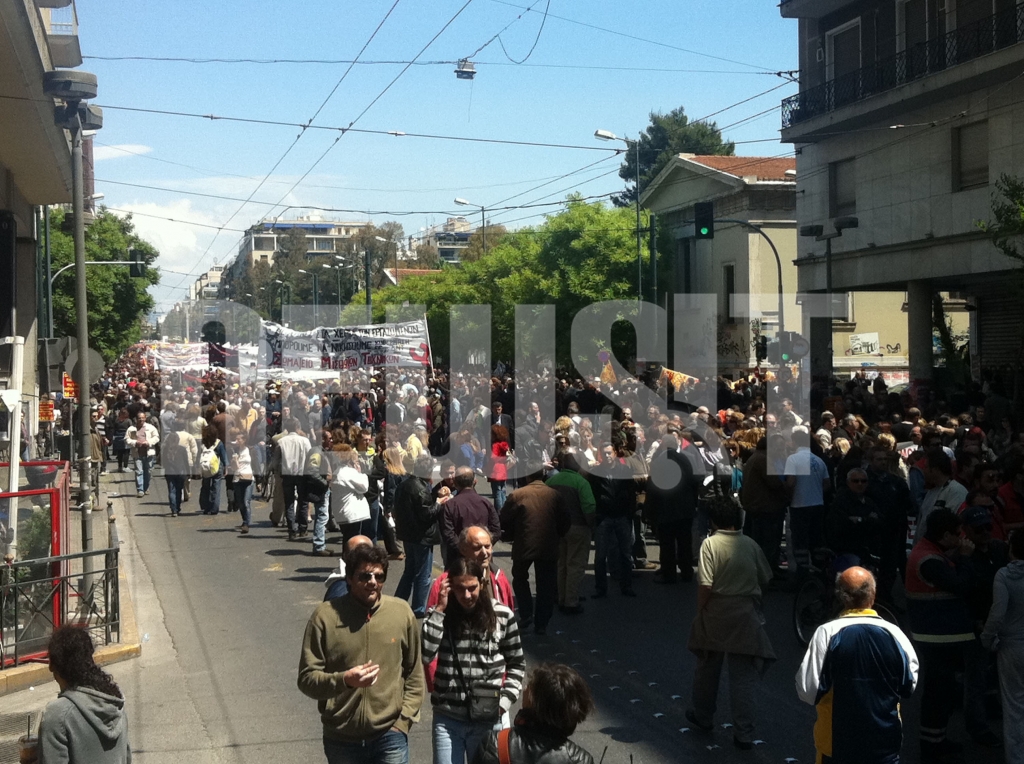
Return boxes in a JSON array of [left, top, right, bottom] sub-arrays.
[[299, 545, 424, 763]]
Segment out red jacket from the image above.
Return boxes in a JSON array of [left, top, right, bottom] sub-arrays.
[[489, 441, 510, 482], [997, 482, 1023, 528], [423, 566, 515, 691]]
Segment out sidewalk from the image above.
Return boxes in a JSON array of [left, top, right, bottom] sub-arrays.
[[0, 470, 143, 759]]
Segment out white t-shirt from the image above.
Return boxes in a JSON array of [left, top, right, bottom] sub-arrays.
[[915, 480, 969, 543]]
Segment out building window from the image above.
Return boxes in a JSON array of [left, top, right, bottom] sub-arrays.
[[254, 236, 275, 251], [829, 158, 856, 217], [723, 264, 736, 323], [953, 121, 988, 191]]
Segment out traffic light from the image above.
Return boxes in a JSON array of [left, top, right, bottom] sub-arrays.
[[778, 331, 792, 363], [755, 335, 768, 363], [788, 332, 810, 361], [694, 201, 714, 240], [767, 338, 781, 365], [129, 248, 146, 278]]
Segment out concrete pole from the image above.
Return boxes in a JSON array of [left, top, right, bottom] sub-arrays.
[[2, 337, 25, 562], [71, 110, 95, 583], [907, 280, 934, 398]]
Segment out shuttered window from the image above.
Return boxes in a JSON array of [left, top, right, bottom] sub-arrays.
[[829, 158, 856, 217], [954, 121, 988, 191]]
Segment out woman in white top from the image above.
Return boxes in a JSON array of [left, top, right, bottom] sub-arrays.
[[330, 444, 370, 544], [231, 431, 254, 534]]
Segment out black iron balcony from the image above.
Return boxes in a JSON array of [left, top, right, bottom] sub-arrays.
[[783, 3, 1024, 128]]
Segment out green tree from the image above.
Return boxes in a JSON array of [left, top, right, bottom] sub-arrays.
[[409, 243, 441, 269], [374, 198, 645, 365], [459, 224, 508, 263], [614, 106, 734, 206], [49, 208, 160, 360]]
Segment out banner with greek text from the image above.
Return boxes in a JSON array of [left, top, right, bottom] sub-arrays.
[[258, 319, 431, 372]]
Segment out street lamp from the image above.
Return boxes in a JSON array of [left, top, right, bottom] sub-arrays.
[[298, 269, 320, 327], [43, 69, 102, 569], [375, 234, 399, 286], [454, 198, 486, 256], [800, 216, 859, 381], [596, 129, 643, 302]]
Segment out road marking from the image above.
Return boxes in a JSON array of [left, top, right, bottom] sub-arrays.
[[264, 562, 283, 572]]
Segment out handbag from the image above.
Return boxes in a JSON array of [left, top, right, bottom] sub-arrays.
[[446, 629, 501, 722]]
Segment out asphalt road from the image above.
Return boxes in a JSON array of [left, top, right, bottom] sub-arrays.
[[9, 467, 1001, 764]]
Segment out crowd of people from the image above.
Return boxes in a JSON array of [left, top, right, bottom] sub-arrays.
[[46, 347, 1024, 764]]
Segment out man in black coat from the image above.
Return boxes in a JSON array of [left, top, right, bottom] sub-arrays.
[[646, 435, 699, 583], [392, 455, 449, 616]]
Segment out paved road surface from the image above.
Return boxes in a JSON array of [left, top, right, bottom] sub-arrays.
[[0, 468, 1005, 764]]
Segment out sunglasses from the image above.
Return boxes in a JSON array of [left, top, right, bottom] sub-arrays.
[[849, 478, 868, 484], [356, 571, 387, 583]]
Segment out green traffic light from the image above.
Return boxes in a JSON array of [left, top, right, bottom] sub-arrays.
[[781, 353, 790, 361], [699, 227, 709, 235]]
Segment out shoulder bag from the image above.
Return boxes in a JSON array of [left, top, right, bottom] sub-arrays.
[[446, 629, 501, 722]]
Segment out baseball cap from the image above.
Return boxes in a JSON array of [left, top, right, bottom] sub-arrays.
[[960, 505, 993, 528]]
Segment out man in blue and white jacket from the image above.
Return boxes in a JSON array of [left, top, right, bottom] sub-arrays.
[[796, 567, 919, 764]]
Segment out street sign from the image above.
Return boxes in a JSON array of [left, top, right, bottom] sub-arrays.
[[62, 372, 79, 402], [39, 400, 54, 422]]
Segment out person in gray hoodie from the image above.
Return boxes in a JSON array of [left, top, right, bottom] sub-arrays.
[[39, 626, 131, 763], [981, 529, 1024, 762]]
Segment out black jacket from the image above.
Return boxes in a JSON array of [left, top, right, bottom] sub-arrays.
[[473, 710, 594, 764], [393, 475, 441, 546], [645, 447, 699, 523]]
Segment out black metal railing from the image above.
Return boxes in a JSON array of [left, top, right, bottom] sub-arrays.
[[0, 546, 120, 668], [783, 4, 1024, 128]]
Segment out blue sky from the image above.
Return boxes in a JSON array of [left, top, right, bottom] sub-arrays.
[[79, 0, 798, 313]]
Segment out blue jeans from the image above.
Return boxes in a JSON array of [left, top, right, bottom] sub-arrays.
[[489, 481, 506, 512], [432, 711, 495, 764], [594, 515, 633, 594], [200, 475, 222, 514], [233, 479, 253, 526], [135, 455, 154, 493], [166, 475, 185, 515], [394, 542, 433, 616], [323, 730, 408, 764], [364, 499, 381, 543], [312, 490, 330, 551]]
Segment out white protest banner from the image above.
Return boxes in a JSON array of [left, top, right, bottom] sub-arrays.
[[147, 342, 211, 371], [258, 319, 431, 372]]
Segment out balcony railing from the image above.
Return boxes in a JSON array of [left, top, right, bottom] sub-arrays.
[[783, 4, 1024, 128]]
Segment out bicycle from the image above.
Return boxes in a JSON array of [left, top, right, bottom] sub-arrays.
[[792, 549, 901, 646]]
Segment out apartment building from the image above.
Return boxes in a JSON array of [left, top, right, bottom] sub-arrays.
[[779, 0, 1024, 393]]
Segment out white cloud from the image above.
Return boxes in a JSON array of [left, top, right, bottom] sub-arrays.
[[93, 144, 153, 162]]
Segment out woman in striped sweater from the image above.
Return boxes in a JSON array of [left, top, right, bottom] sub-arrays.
[[423, 557, 526, 764]]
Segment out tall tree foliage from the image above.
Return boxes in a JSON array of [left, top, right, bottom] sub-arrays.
[[49, 208, 159, 360], [371, 197, 645, 365], [614, 106, 734, 207]]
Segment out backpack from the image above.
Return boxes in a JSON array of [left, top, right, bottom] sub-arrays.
[[199, 442, 221, 478]]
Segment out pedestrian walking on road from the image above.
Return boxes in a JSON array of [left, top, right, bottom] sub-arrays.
[[686, 496, 775, 750], [306, 432, 334, 554], [545, 451, 596, 612], [299, 545, 424, 764], [126, 412, 159, 497], [39, 625, 132, 764], [231, 431, 254, 533], [274, 417, 312, 539], [441, 467, 501, 565], [110, 408, 131, 472], [905, 508, 977, 763], [162, 418, 197, 518], [198, 425, 227, 516], [330, 445, 371, 545], [394, 454, 449, 617], [472, 663, 595, 764], [981, 529, 1024, 762], [422, 556, 526, 764], [796, 567, 919, 764], [500, 468, 569, 635]]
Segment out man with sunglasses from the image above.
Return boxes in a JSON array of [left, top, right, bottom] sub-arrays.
[[299, 545, 424, 764], [827, 469, 885, 568]]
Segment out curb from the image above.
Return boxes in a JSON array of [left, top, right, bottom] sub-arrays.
[[0, 519, 142, 697]]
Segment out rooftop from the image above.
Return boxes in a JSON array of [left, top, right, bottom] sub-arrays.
[[683, 155, 796, 182]]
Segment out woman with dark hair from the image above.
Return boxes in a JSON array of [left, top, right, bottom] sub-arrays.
[[199, 424, 227, 515], [39, 626, 131, 763], [487, 425, 511, 511], [473, 663, 595, 764], [423, 557, 525, 764]]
